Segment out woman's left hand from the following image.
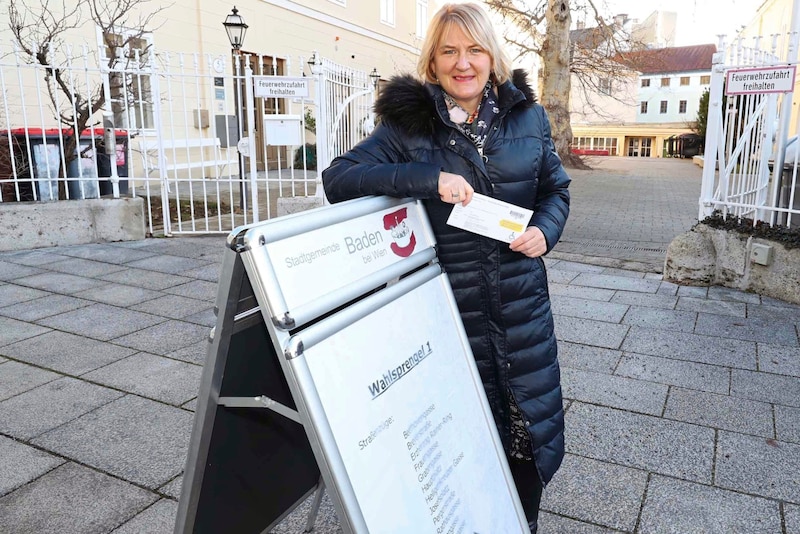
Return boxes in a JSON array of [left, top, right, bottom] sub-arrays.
[[510, 226, 547, 258]]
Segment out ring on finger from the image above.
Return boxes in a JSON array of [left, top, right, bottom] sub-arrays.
[[452, 191, 460, 199]]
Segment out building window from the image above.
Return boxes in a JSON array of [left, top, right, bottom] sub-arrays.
[[572, 136, 618, 156], [660, 100, 668, 113], [599, 78, 612, 94], [680, 76, 690, 86], [416, 0, 428, 37], [641, 78, 650, 87], [640, 101, 648, 114], [679, 100, 687, 113], [700, 75, 711, 84], [380, 0, 395, 26], [661, 77, 670, 87]]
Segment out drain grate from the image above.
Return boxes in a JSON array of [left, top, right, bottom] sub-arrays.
[[561, 240, 667, 253]]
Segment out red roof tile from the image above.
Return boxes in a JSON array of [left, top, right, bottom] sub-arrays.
[[619, 44, 717, 74]]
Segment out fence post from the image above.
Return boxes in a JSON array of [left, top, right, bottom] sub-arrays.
[[244, 62, 259, 222], [310, 52, 330, 201], [699, 45, 727, 220]]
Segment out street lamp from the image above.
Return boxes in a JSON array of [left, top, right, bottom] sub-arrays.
[[223, 6, 248, 51], [369, 68, 380, 89], [223, 6, 248, 209]]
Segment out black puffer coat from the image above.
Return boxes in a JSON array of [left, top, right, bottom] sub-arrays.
[[322, 70, 570, 485]]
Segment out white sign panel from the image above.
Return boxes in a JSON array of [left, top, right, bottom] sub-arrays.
[[726, 66, 797, 95], [254, 76, 311, 98], [298, 275, 526, 534], [264, 115, 302, 146], [264, 202, 431, 311]]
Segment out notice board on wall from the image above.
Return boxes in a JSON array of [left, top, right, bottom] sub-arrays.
[[176, 196, 527, 534]]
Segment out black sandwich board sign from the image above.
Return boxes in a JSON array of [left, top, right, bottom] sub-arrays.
[[174, 196, 528, 533]]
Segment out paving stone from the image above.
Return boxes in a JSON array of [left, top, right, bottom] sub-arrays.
[[125, 255, 211, 275], [538, 512, 623, 533], [656, 280, 679, 295], [565, 402, 714, 482], [270, 490, 342, 534], [664, 387, 773, 437], [166, 339, 211, 365], [546, 269, 580, 284], [540, 454, 647, 531], [13, 272, 107, 294], [758, 343, 800, 377], [181, 307, 216, 328], [113, 499, 178, 534], [159, 475, 182, 500], [111, 320, 212, 355], [548, 282, 615, 302], [44, 257, 127, 278], [180, 263, 221, 282], [731, 369, 800, 407], [130, 294, 213, 320], [36, 303, 164, 341], [54, 243, 157, 264], [747, 303, 800, 326], [621, 306, 697, 332], [638, 475, 781, 534], [0, 294, 92, 321], [760, 295, 800, 309], [553, 316, 630, 349], [549, 261, 606, 273], [0, 261, 43, 281], [562, 367, 667, 415], [0, 462, 156, 533], [84, 353, 202, 405], [786, 503, 800, 534], [0, 283, 48, 307], [615, 353, 730, 394], [0, 361, 60, 401], [676, 286, 708, 298], [716, 431, 800, 503], [557, 341, 621, 374], [72, 283, 163, 307], [550, 295, 629, 323], [0, 250, 70, 266], [621, 326, 757, 369], [775, 405, 800, 445], [32, 395, 194, 489], [708, 286, 762, 304], [599, 267, 646, 279], [0, 435, 64, 496], [570, 273, 661, 293], [99, 268, 193, 291], [695, 313, 798, 346], [0, 377, 124, 439], [610, 290, 677, 310], [675, 296, 747, 317], [0, 316, 50, 346], [163, 280, 218, 301], [1, 330, 135, 375], [182, 397, 198, 411]]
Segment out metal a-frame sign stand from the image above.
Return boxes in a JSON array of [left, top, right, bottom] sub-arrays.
[[174, 196, 528, 534]]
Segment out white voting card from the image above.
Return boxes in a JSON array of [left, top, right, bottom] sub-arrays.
[[446, 193, 533, 243]]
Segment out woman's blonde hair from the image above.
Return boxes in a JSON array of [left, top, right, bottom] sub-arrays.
[[416, 3, 512, 85]]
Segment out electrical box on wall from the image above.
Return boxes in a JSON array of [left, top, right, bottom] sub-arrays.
[[193, 109, 209, 129], [750, 243, 774, 266]]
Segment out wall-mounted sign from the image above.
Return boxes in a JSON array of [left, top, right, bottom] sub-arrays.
[[254, 76, 311, 98], [726, 65, 797, 95]]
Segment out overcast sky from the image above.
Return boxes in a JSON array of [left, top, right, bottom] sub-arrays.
[[601, 0, 767, 46]]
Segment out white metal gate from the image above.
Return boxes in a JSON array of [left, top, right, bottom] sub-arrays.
[[0, 41, 376, 236], [700, 31, 800, 228]]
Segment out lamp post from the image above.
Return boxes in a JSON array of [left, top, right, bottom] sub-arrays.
[[223, 6, 248, 209]]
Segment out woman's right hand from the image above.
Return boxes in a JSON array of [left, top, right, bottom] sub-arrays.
[[438, 171, 474, 206]]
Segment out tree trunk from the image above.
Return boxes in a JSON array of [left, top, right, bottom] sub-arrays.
[[540, 0, 586, 168]]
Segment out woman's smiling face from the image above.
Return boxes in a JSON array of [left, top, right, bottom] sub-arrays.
[[431, 24, 492, 113]]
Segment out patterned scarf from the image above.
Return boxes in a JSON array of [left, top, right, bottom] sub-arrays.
[[442, 81, 499, 154]]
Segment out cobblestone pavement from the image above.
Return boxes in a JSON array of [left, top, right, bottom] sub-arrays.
[[1, 157, 799, 534]]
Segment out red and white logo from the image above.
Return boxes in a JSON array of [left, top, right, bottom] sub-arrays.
[[383, 208, 416, 257]]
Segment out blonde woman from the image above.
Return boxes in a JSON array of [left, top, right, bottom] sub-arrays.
[[323, 4, 570, 531]]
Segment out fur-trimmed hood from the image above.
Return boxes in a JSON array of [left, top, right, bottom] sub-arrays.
[[374, 69, 537, 137]]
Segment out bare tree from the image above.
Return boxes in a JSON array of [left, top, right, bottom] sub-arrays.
[[486, 0, 656, 168], [8, 0, 167, 196]]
